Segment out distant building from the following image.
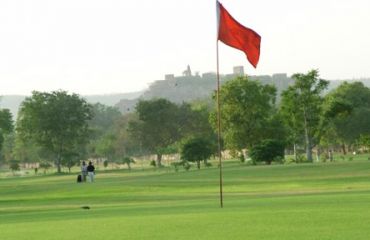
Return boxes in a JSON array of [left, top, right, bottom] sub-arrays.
[[272, 73, 294, 90], [182, 65, 192, 77], [233, 66, 245, 76], [165, 74, 175, 81], [202, 72, 217, 79]]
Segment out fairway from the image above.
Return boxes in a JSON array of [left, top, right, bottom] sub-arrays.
[[1, 161, 370, 240]]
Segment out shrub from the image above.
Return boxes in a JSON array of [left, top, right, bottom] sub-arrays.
[[239, 153, 245, 163], [121, 157, 135, 170], [171, 162, 180, 172], [296, 154, 307, 163], [249, 139, 285, 165], [150, 160, 156, 167], [39, 162, 52, 174], [204, 162, 212, 168], [183, 161, 191, 171], [9, 161, 20, 174]]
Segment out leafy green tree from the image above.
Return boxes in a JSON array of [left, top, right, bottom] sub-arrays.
[[180, 137, 214, 169], [17, 91, 93, 173], [12, 135, 40, 166], [89, 103, 122, 132], [215, 76, 276, 151], [128, 99, 184, 167], [95, 133, 117, 167], [61, 152, 80, 173], [280, 70, 329, 162], [0, 133, 14, 167], [0, 109, 13, 134], [179, 103, 215, 140], [322, 82, 370, 153], [112, 113, 142, 159], [87, 103, 122, 159], [358, 134, 370, 152], [249, 139, 285, 165], [0, 108, 13, 164]]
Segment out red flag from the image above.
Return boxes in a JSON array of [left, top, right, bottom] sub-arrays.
[[217, 1, 261, 68]]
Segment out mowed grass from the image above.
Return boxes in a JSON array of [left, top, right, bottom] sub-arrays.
[[1, 161, 370, 239]]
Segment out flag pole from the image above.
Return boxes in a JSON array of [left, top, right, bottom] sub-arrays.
[[216, 39, 223, 208]]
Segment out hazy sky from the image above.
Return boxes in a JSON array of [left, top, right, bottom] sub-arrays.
[[0, 0, 369, 95]]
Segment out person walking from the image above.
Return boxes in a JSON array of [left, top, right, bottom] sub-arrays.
[[81, 161, 88, 182], [87, 161, 95, 182]]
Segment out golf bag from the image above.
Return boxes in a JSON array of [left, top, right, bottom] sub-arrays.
[[77, 174, 82, 183]]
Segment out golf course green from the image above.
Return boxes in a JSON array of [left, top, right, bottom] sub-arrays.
[[1, 160, 370, 240]]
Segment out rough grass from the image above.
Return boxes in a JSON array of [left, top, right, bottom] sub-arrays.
[[1, 160, 370, 239]]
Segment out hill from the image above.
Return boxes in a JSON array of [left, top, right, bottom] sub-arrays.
[[2, 73, 370, 117], [116, 72, 370, 113], [0, 91, 143, 119]]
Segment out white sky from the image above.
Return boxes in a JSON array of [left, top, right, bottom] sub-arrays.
[[0, 0, 369, 95]]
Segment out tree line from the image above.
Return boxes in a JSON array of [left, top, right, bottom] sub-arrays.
[[1, 69, 370, 173]]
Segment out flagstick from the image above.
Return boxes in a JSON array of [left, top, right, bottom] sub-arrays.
[[216, 40, 223, 208]]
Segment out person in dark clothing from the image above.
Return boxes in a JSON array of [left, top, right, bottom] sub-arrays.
[[87, 161, 95, 182]]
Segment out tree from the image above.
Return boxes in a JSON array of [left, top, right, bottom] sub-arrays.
[[17, 91, 93, 173], [280, 70, 329, 162], [0, 133, 14, 168], [178, 103, 215, 140], [112, 113, 142, 160], [61, 152, 80, 173], [12, 135, 40, 167], [180, 137, 214, 169], [128, 99, 184, 167], [87, 103, 122, 159], [95, 133, 117, 167], [89, 103, 122, 133], [322, 82, 370, 153], [249, 139, 285, 165], [0, 108, 13, 164], [0, 109, 13, 134], [215, 76, 276, 151], [358, 134, 370, 152]]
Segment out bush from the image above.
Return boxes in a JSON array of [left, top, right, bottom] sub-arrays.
[[39, 162, 52, 174], [296, 154, 307, 163], [284, 157, 296, 164], [274, 156, 284, 164], [121, 157, 135, 170], [171, 162, 180, 172], [171, 160, 192, 171], [249, 139, 285, 165], [239, 153, 245, 163], [204, 162, 212, 167], [103, 160, 109, 168], [150, 160, 156, 167], [182, 161, 191, 171], [9, 161, 20, 174]]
